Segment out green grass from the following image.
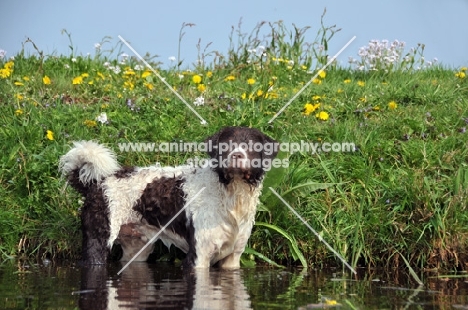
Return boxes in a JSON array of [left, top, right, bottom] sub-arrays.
[[1, 20, 468, 271]]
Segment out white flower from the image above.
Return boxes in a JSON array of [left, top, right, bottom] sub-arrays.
[[103, 61, 111, 67], [134, 64, 144, 71], [96, 112, 108, 124], [0, 49, 6, 59], [94, 43, 101, 50], [112, 66, 121, 74], [168, 56, 176, 62], [64, 64, 70, 69], [193, 96, 204, 106], [71, 58, 77, 62]]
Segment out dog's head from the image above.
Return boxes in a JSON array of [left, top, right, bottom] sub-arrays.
[[205, 126, 278, 186]]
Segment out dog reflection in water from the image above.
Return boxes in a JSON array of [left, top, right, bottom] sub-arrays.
[[78, 263, 252, 309]]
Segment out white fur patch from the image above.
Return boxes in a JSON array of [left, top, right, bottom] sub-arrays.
[[59, 141, 120, 184]]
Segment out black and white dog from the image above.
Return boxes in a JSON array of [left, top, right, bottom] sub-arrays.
[[60, 126, 278, 268]]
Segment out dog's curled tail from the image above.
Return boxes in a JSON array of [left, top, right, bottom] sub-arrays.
[[59, 141, 120, 191]]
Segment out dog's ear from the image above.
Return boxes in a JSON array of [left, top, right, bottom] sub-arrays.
[[204, 128, 222, 159]]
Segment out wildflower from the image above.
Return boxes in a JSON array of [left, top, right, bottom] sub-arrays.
[[14, 81, 24, 86], [23, 76, 30, 81], [312, 95, 322, 101], [97, 72, 105, 80], [303, 103, 320, 116], [197, 84, 206, 92], [206, 71, 213, 78], [193, 96, 204, 106], [46, 130, 54, 141], [192, 74, 202, 84], [134, 64, 144, 71], [344, 79, 351, 84], [388, 101, 398, 110], [225, 75, 236, 81], [72, 76, 83, 85], [168, 56, 176, 62], [357, 80, 365, 87], [83, 120, 97, 127], [96, 112, 108, 124], [15, 109, 23, 116], [247, 78, 256, 85], [42, 75, 51, 85], [123, 80, 134, 90], [0, 68, 11, 78], [71, 58, 77, 62], [4, 61, 14, 70], [312, 78, 322, 85], [318, 70, 326, 79], [301, 65, 308, 70], [144, 82, 154, 90], [241, 93, 247, 100], [455, 71, 466, 79], [94, 43, 101, 50], [123, 68, 135, 76], [373, 106, 380, 111], [256, 89, 264, 97], [0, 49, 6, 59], [141, 71, 151, 79], [15, 93, 24, 100], [316, 111, 330, 121]]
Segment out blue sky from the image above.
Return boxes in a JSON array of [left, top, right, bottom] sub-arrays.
[[1, 0, 467, 68]]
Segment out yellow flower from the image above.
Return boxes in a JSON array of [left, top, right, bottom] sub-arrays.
[[141, 71, 151, 79], [4, 61, 14, 70], [123, 68, 135, 76], [0, 68, 11, 79], [344, 79, 351, 84], [318, 70, 326, 79], [197, 84, 206, 92], [303, 103, 320, 116], [15, 93, 24, 100], [256, 89, 264, 97], [97, 72, 106, 80], [46, 130, 54, 141], [23, 76, 30, 81], [247, 78, 256, 85], [357, 80, 365, 87], [81, 73, 89, 78], [42, 75, 51, 85], [83, 120, 97, 127], [144, 82, 154, 90], [337, 88, 344, 93], [15, 109, 24, 116], [14, 81, 24, 86], [225, 75, 236, 81], [388, 101, 398, 110], [359, 97, 367, 103], [241, 93, 247, 100], [316, 111, 330, 121], [301, 65, 308, 70], [192, 74, 202, 84], [455, 71, 466, 79], [461, 67, 467, 71], [72, 76, 83, 85], [373, 106, 380, 111], [312, 78, 322, 85], [312, 95, 322, 101], [123, 80, 134, 90], [88, 80, 94, 85], [206, 71, 213, 78]]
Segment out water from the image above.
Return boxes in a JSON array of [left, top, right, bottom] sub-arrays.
[[1, 260, 468, 309]]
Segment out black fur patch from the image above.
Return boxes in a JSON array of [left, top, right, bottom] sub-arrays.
[[114, 166, 136, 178], [80, 184, 111, 265], [133, 176, 189, 238]]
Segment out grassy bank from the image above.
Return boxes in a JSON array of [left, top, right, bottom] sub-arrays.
[[1, 22, 468, 271]]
